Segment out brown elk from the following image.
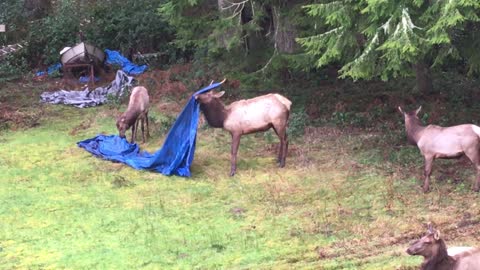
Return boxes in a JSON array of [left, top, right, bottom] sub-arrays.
[[399, 106, 480, 192], [195, 90, 292, 176], [116, 86, 150, 143], [406, 224, 480, 270]]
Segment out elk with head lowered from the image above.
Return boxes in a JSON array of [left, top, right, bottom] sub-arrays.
[[195, 90, 292, 176], [116, 86, 150, 143], [399, 106, 480, 192]]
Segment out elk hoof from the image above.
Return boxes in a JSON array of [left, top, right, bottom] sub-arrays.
[[229, 171, 235, 177], [473, 186, 479, 192], [422, 186, 430, 193]]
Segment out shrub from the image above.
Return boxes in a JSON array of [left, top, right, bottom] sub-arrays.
[[0, 53, 28, 82], [288, 110, 308, 139]]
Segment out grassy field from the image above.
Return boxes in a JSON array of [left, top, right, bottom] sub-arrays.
[[1, 76, 480, 270]]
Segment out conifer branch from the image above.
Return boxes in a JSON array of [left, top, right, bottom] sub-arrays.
[[254, 47, 277, 74]]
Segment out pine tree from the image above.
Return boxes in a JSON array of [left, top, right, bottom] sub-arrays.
[[158, 0, 306, 66], [297, 0, 480, 92]]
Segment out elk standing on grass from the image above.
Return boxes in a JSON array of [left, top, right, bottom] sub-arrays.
[[116, 86, 150, 143], [399, 106, 480, 192], [406, 224, 480, 270], [195, 90, 292, 176]]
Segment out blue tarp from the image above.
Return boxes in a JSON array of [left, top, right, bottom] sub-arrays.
[[77, 81, 224, 177], [35, 63, 62, 77], [79, 75, 100, 83], [105, 49, 148, 75]]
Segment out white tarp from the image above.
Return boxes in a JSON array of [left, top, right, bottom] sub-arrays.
[[40, 70, 134, 108]]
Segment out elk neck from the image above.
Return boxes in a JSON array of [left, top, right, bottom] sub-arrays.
[[405, 116, 426, 145], [123, 110, 141, 125], [199, 99, 227, 128], [422, 240, 454, 270]]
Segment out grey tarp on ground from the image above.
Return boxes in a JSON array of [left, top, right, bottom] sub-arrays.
[[40, 70, 134, 108]]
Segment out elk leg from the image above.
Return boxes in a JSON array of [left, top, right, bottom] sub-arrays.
[[423, 155, 434, 193], [141, 116, 145, 143], [274, 124, 288, 167], [230, 133, 241, 176], [475, 167, 480, 192], [145, 111, 150, 139], [131, 120, 137, 143], [281, 134, 288, 168], [278, 131, 287, 168], [272, 126, 283, 163], [133, 119, 140, 143], [464, 150, 480, 192]]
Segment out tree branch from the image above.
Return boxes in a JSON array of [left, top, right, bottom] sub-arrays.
[[220, 0, 250, 19]]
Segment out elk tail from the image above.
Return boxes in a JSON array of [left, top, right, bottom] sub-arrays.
[[472, 125, 480, 137], [274, 94, 292, 111]]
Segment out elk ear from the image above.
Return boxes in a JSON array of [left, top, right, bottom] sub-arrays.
[[434, 230, 441, 241], [415, 106, 422, 115], [214, 91, 225, 98], [398, 106, 404, 114], [427, 223, 435, 233]]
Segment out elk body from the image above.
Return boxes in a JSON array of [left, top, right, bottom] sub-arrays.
[[399, 106, 480, 192], [116, 86, 150, 143], [406, 224, 480, 270], [195, 91, 292, 176]]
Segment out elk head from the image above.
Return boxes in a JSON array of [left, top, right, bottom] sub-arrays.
[[406, 224, 442, 257]]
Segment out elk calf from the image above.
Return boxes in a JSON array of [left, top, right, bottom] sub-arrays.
[[406, 224, 480, 270], [116, 86, 150, 143], [399, 106, 480, 192], [195, 90, 292, 176]]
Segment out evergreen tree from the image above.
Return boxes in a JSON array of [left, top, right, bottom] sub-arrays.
[[158, 0, 306, 67], [297, 0, 480, 92]]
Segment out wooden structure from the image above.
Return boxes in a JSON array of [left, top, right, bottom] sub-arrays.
[[60, 42, 105, 85]]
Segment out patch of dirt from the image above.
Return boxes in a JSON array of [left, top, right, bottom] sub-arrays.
[[0, 102, 43, 129], [136, 64, 192, 103], [111, 176, 135, 189], [136, 64, 237, 105], [156, 101, 183, 117], [69, 118, 94, 136]]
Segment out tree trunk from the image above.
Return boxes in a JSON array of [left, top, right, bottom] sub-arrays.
[[272, 6, 298, 53], [217, 0, 242, 49], [415, 61, 433, 93], [23, 0, 51, 19]]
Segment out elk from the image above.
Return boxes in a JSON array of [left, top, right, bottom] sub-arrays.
[[116, 86, 150, 143], [399, 106, 480, 192], [195, 90, 292, 176], [406, 224, 480, 270]]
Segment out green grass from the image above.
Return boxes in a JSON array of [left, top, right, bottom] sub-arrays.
[[1, 81, 480, 269]]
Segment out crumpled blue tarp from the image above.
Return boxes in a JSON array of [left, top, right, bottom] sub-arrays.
[[35, 62, 62, 77], [77, 81, 224, 177], [105, 49, 148, 75]]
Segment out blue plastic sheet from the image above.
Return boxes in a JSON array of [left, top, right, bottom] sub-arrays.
[[77, 81, 224, 177], [79, 76, 100, 83], [105, 49, 148, 75], [35, 62, 62, 77]]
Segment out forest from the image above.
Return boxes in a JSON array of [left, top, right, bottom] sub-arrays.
[[1, 0, 480, 269]]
